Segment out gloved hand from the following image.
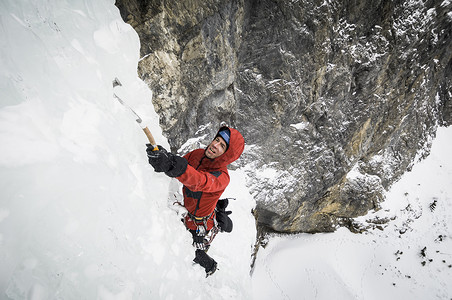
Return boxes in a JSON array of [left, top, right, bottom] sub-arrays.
[[216, 199, 233, 232], [216, 210, 233, 232], [146, 144, 188, 177], [216, 198, 229, 210], [146, 145, 171, 172]]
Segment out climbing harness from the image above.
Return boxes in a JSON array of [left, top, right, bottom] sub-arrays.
[[173, 198, 235, 251]]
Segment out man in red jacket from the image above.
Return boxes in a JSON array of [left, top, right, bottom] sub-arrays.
[[146, 125, 245, 276]]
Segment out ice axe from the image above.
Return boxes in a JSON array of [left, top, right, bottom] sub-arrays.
[[112, 78, 158, 151]]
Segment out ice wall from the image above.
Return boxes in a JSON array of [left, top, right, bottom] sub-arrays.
[[0, 0, 256, 298]]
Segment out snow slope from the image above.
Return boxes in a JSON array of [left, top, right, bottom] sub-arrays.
[[0, 0, 255, 298], [251, 126, 452, 300], [1, 0, 451, 299]]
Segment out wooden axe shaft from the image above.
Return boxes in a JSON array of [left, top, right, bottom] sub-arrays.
[[143, 127, 159, 150], [112, 78, 159, 150]]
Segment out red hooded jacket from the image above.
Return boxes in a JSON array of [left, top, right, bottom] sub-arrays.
[[176, 127, 245, 230]]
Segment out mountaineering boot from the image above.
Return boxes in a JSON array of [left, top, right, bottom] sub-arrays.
[[193, 249, 218, 277], [205, 260, 217, 277]]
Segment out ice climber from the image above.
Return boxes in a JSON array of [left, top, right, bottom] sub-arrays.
[[146, 125, 245, 276]]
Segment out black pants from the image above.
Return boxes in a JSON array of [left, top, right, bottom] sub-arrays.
[[189, 230, 217, 274]]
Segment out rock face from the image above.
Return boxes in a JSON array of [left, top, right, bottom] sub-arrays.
[[115, 0, 451, 233]]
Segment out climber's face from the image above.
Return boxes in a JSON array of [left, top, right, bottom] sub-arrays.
[[205, 136, 227, 159]]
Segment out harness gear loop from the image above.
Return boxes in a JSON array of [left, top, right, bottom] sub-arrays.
[[186, 209, 221, 251], [207, 215, 220, 246], [179, 199, 227, 250], [187, 210, 215, 225]]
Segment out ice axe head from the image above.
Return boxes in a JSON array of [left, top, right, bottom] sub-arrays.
[[112, 78, 122, 88]]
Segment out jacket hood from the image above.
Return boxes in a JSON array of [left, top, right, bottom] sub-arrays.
[[208, 126, 244, 167]]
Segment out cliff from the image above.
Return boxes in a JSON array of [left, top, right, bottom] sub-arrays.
[[115, 0, 452, 232]]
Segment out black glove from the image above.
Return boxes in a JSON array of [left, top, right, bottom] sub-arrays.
[[216, 210, 233, 233], [146, 144, 188, 177], [216, 198, 229, 210], [146, 145, 170, 172]]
